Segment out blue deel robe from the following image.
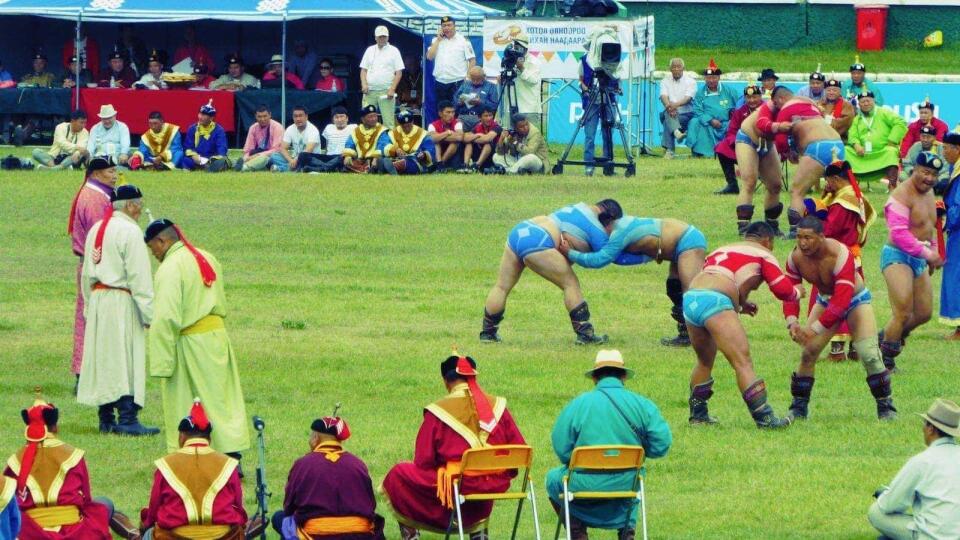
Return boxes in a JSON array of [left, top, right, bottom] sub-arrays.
[[685, 83, 738, 157], [0, 477, 21, 540], [137, 126, 184, 168], [546, 377, 672, 529], [180, 122, 228, 169], [941, 166, 960, 326]]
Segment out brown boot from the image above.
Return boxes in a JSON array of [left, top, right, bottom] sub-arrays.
[[109, 511, 141, 540], [827, 341, 846, 361], [618, 528, 636, 540], [399, 523, 420, 540]]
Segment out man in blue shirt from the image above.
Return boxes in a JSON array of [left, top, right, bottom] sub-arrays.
[[454, 66, 498, 133]]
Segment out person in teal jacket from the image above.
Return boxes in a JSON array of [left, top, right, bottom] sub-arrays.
[[685, 59, 738, 158], [546, 350, 672, 539]]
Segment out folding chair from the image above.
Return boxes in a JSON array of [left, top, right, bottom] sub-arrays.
[[554, 445, 647, 540], [444, 444, 542, 540]]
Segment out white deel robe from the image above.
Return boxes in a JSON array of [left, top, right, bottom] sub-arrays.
[[78, 211, 154, 407]]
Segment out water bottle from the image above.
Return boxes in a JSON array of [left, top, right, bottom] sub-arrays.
[[331, 79, 338, 92], [110, 76, 116, 88]]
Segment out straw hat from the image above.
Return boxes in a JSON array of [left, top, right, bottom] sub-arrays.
[[919, 398, 960, 437], [585, 349, 633, 378], [97, 104, 118, 119]]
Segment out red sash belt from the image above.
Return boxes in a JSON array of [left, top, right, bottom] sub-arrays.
[[93, 282, 131, 294]]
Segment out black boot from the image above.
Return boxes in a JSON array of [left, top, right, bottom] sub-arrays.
[[786, 208, 803, 239], [787, 373, 815, 421], [98, 402, 117, 434], [714, 155, 739, 195], [879, 331, 901, 373], [569, 302, 607, 345], [867, 370, 898, 421], [689, 378, 717, 424], [736, 205, 754, 236], [73, 374, 79, 396], [661, 278, 690, 347], [743, 379, 790, 429], [765, 203, 784, 237], [479, 309, 504, 343], [112, 396, 160, 436]]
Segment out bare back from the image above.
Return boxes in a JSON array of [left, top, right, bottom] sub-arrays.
[[792, 118, 842, 152]]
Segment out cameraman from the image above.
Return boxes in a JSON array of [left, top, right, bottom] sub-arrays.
[[508, 34, 542, 129], [493, 113, 549, 174], [578, 55, 619, 177]]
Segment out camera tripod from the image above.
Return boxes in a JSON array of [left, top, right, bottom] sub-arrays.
[[497, 70, 519, 127], [553, 77, 636, 177]]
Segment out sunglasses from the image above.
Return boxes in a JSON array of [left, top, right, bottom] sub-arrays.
[[320, 66, 332, 70]]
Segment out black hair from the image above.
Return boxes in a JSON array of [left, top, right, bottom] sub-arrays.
[[512, 113, 527, 124], [595, 199, 623, 227], [255, 104, 270, 114], [319, 58, 334, 68], [480, 107, 496, 116], [771, 85, 793, 99], [292, 105, 307, 114], [437, 100, 455, 113], [440, 355, 476, 382], [331, 106, 347, 116], [70, 110, 87, 120], [591, 366, 627, 380], [797, 216, 824, 234], [743, 221, 776, 239], [148, 111, 163, 121]]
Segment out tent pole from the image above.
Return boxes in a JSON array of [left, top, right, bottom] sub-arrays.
[[420, 16, 426, 128], [281, 11, 287, 126], [75, 11, 82, 110]]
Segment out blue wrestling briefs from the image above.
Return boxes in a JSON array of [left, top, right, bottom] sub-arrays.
[[683, 289, 735, 327], [816, 288, 872, 320], [880, 244, 928, 278], [736, 130, 768, 158], [508, 220, 556, 260], [804, 140, 845, 168], [674, 226, 707, 262]]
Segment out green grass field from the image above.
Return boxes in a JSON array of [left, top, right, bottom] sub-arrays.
[[1, 156, 958, 540]]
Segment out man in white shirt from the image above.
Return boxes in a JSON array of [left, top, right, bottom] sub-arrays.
[[508, 34, 542, 130], [659, 57, 696, 159], [273, 105, 320, 172], [426, 16, 475, 118], [360, 25, 405, 129], [298, 106, 355, 173], [870, 398, 960, 540], [136, 51, 167, 90], [87, 104, 131, 166], [34, 109, 89, 170]]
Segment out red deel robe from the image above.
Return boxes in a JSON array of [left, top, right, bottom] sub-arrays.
[[714, 103, 756, 161], [900, 117, 948, 158], [3, 439, 111, 540], [382, 384, 525, 532]]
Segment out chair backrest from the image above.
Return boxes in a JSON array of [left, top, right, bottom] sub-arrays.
[[461, 444, 533, 473], [569, 445, 645, 472]]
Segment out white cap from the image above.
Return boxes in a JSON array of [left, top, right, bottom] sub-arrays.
[[375, 25, 389, 37]]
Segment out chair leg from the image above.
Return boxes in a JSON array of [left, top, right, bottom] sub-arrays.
[[563, 480, 572, 540], [529, 483, 542, 540], [510, 493, 524, 540], [454, 483, 465, 540], [639, 479, 648, 540], [553, 518, 562, 540]]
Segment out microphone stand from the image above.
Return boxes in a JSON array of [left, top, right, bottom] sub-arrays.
[[252, 416, 270, 540]]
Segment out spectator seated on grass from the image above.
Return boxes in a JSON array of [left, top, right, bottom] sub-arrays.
[[380, 109, 435, 176], [900, 98, 948, 159], [796, 69, 826, 101], [180, 101, 230, 172], [297, 106, 354, 173], [492, 113, 548, 175], [900, 125, 948, 185], [34, 109, 89, 171], [87, 104, 131, 167], [237, 105, 284, 172], [275, 105, 320, 173], [342, 104, 389, 174], [129, 111, 182, 171], [843, 57, 883, 106], [459, 107, 501, 174], [428, 100, 464, 171]]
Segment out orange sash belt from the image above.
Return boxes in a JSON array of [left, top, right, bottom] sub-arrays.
[[93, 282, 131, 294], [436, 462, 507, 509], [297, 516, 374, 538]]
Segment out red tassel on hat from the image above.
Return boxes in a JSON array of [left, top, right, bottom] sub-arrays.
[[455, 356, 497, 434], [832, 99, 844, 121], [18, 392, 54, 500], [708, 58, 718, 71], [845, 168, 867, 224], [322, 417, 351, 441], [172, 224, 217, 287], [190, 399, 209, 431], [91, 207, 114, 264]]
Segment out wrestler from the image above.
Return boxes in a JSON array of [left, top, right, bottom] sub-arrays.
[[733, 89, 785, 236], [683, 222, 804, 429], [480, 200, 623, 345], [879, 152, 945, 372], [782, 216, 896, 421], [559, 216, 707, 347], [760, 87, 845, 238]]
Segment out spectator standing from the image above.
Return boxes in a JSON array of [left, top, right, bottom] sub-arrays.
[[239, 105, 284, 172], [62, 29, 100, 81], [869, 398, 960, 540], [426, 16, 476, 108], [511, 33, 542, 128], [360, 25, 405, 129], [659, 57, 696, 159], [275, 106, 321, 172], [288, 40, 318, 88], [396, 54, 424, 117], [87, 104, 131, 166], [900, 98, 949, 158], [940, 132, 960, 340], [262, 54, 305, 90], [61, 55, 93, 88], [493, 113, 548, 174], [101, 50, 137, 88], [173, 24, 216, 72], [210, 55, 261, 91], [454, 66, 498, 132], [33, 110, 89, 170], [115, 24, 148, 77], [796, 70, 826, 101], [685, 58, 737, 158], [314, 58, 345, 92]]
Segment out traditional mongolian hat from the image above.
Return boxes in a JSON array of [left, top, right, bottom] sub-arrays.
[[17, 388, 58, 499], [825, 78, 842, 88], [178, 398, 213, 434], [311, 417, 351, 441], [916, 151, 944, 172], [143, 219, 217, 286], [757, 68, 778, 81], [396, 109, 414, 124], [919, 96, 935, 111], [703, 58, 721, 76], [441, 350, 497, 434], [850, 54, 866, 72], [743, 85, 761, 96], [920, 125, 937, 136], [360, 104, 379, 117], [199, 99, 217, 116]]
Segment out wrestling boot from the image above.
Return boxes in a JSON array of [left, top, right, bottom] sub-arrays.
[[736, 204, 754, 237], [878, 331, 901, 373], [827, 340, 846, 361], [109, 510, 142, 540], [867, 370, 898, 421], [570, 302, 608, 345], [479, 309, 504, 343], [98, 402, 117, 433], [787, 373, 815, 421], [764, 203, 785, 237], [847, 341, 859, 361], [786, 208, 803, 239], [714, 156, 739, 195], [112, 396, 160, 436], [618, 528, 636, 540], [660, 278, 691, 347], [469, 529, 489, 540], [743, 379, 790, 429], [399, 524, 421, 540], [688, 378, 718, 425]]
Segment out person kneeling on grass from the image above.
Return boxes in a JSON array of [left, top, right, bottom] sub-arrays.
[[492, 113, 548, 175], [869, 398, 960, 540]]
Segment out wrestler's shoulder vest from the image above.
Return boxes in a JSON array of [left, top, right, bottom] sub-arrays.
[[425, 393, 507, 448], [7, 440, 83, 506], [155, 447, 237, 526]]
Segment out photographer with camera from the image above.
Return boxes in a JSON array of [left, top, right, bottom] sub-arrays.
[[501, 33, 542, 130], [454, 66, 498, 132], [493, 113, 548, 174]]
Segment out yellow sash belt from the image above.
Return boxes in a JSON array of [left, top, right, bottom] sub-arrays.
[[167, 524, 231, 539], [297, 516, 374, 538], [181, 315, 224, 336], [26, 505, 80, 528]]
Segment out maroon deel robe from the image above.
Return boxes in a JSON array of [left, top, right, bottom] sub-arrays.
[[382, 384, 525, 532]]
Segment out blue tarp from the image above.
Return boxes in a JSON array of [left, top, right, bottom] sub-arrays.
[[0, 0, 501, 21]]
